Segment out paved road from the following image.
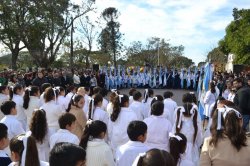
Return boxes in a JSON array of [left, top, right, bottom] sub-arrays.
[[107, 88, 196, 106]]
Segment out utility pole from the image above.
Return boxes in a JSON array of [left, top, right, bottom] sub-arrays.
[[157, 40, 160, 66], [70, 17, 74, 70]]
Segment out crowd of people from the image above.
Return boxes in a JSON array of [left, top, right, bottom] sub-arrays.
[[0, 66, 250, 166]]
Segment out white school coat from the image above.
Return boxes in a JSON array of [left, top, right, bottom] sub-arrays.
[[49, 129, 79, 150], [102, 98, 109, 111], [106, 102, 113, 116], [143, 115, 172, 151], [0, 93, 9, 120], [24, 96, 41, 130], [9, 161, 49, 166], [86, 139, 115, 166], [40, 101, 65, 137], [203, 90, 219, 117], [108, 107, 138, 151], [116, 141, 150, 166], [129, 101, 147, 120], [129, 96, 134, 106], [57, 95, 68, 111], [92, 107, 109, 126], [163, 98, 177, 124], [142, 97, 153, 118], [83, 94, 91, 115], [12, 94, 27, 130]]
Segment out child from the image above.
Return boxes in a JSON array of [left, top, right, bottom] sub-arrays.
[[106, 90, 118, 116], [143, 101, 172, 151], [80, 120, 115, 166], [49, 142, 86, 166], [0, 123, 11, 166], [56, 86, 68, 111], [10, 84, 27, 130], [0, 86, 9, 120], [77, 87, 91, 115], [169, 133, 194, 166], [39, 83, 52, 106], [108, 94, 138, 152], [67, 94, 87, 139], [163, 91, 177, 124], [29, 109, 49, 162], [40, 87, 65, 137], [133, 149, 175, 166], [9, 134, 49, 166], [128, 88, 136, 105], [88, 94, 108, 126], [65, 85, 76, 105], [49, 113, 79, 149], [23, 86, 41, 130], [129, 91, 147, 120], [116, 120, 149, 166], [142, 89, 154, 118], [0, 101, 25, 141]]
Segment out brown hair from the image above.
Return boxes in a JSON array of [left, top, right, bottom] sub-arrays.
[[44, 87, 58, 103]]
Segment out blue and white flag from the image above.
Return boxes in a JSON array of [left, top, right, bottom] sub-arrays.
[[163, 67, 167, 86], [187, 67, 191, 88]]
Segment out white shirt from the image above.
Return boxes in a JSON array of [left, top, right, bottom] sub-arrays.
[[203, 90, 219, 117], [24, 96, 41, 129], [163, 98, 177, 123], [0, 115, 25, 140], [106, 102, 113, 116], [83, 94, 91, 116], [57, 95, 68, 111], [39, 93, 45, 106], [65, 92, 74, 105], [143, 115, 172, 151], [102, 98, 109, 111], [12, 94, 26, 121], [142, 97, 153, 118], [40, 101, 65, 129], [86, 139, 115, 166], [0, 93, 9, 120], [108, 107, 138, 151], [129, 101, 147, 120], [49, 129, 79, 150], [9, 161, 49, 166], [116, 141, 150, 166], [92, 107, 109, 126], [73, 74, 80, 84], [129, 96, 134, 106]]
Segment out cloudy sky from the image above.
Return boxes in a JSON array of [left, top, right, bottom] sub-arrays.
[[74, 0, 250, 65]]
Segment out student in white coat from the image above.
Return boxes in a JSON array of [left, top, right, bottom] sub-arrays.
[[9, 134, 49, 166], [116, 121, 149, 166], [106, 91, 118, 116], [172, 93, 202, 166], [10, 84, 27, 130], [39, 83, 52, 106], [93, 86, 108, 111], [40, 87, 65, 137], [28, 109, 49, 162], [163, 91, 178, 124], [23, 86, 41, 130], [108, 94, 138, 152], [0, 86, 9, 120], [87, 94, 109, 126], [142, 89, 154, 118], [56, 86, 68, 111], [65, 85, 76, 105], [129, 91, 147, 120], [49, 113, 79, 150], [128, 88, 136, 105], [169, 133, 194, 166], [80, 120, 115, 166], [143, 101, 172, 151]]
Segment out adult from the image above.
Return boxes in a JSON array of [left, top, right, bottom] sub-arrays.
[[32, 71, 48, 88]]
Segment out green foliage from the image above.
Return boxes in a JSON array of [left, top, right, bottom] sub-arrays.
[[219, 8, 250, 65], [98, 7, 123, 67], [206, 47, 227, 63], [0, 51, 33, 68]]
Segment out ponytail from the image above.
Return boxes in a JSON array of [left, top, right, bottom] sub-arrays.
[[23, 86, 40, 109], [25, 136, 40, 166], [111, 96, 121, 122], [88, 94, 103, 120], [9, 84, 23, 101], [79, 123, 91, 150], [66, 94, 83, 112], [144, 89, 149, 103]]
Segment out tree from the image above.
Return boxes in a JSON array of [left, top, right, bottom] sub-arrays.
[[1, 0, 95, 68], [98, 7, 123, 67], [77, 16, 98, 68], [0, 1, 26, 69], [219, 8, 250, 65], [206, 47, 227, 63], [171, 55, 194, 68]]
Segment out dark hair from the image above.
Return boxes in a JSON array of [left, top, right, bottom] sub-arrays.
[[209, 82, 216, 93], [129, 88, 136, 96], [111, 94, 129, 122], [30, 109, 48, 144], [100, 88, 108, 97], [10, 135, 40, 166], [1, 100, 16, 115], [109, 91, 119, 104], [49, 142, 86, 166], [66, 94, 84, 112], [137, 149, 175, 166], [150, 95, 164, 106], [58, 113, 76, 129], [0, 85, 8, 93], [133, 91, 142, 101], [93, 86, 102, 95], [210, 107, 246, 151], [88, 94, 103, 120], [41, 83, 51, 93], [176, 103, 198, 144], [67, 85, 76, 93], [23, 86, 40, 109], [182, 93, 193, 103], [9, 84, 23, 100], [0, 123, 8, 140], [79, 120, 107, 149], [44, 87, 58, 103], [233, 77, 243, 84], [190, 93, 197, 104], [127, 121, 147, 141], [151, 101, 164, 116], [169, 133, 187, 165], [144, 89, 154, 103], [56, 86, 65, 95], [84, 87, 90, 93], [163, 91, 173, 99]]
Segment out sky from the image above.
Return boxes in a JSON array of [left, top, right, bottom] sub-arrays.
[[75, 0, 250, 65]]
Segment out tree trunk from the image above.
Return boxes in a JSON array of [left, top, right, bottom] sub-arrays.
[[11, 50, 18, 70]]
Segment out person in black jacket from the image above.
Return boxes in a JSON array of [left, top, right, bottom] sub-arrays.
[[32, 71, 48, 88], [233, 77, 250, 131]]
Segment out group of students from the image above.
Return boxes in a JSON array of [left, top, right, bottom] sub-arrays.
[[0, 82, 250, 166]]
